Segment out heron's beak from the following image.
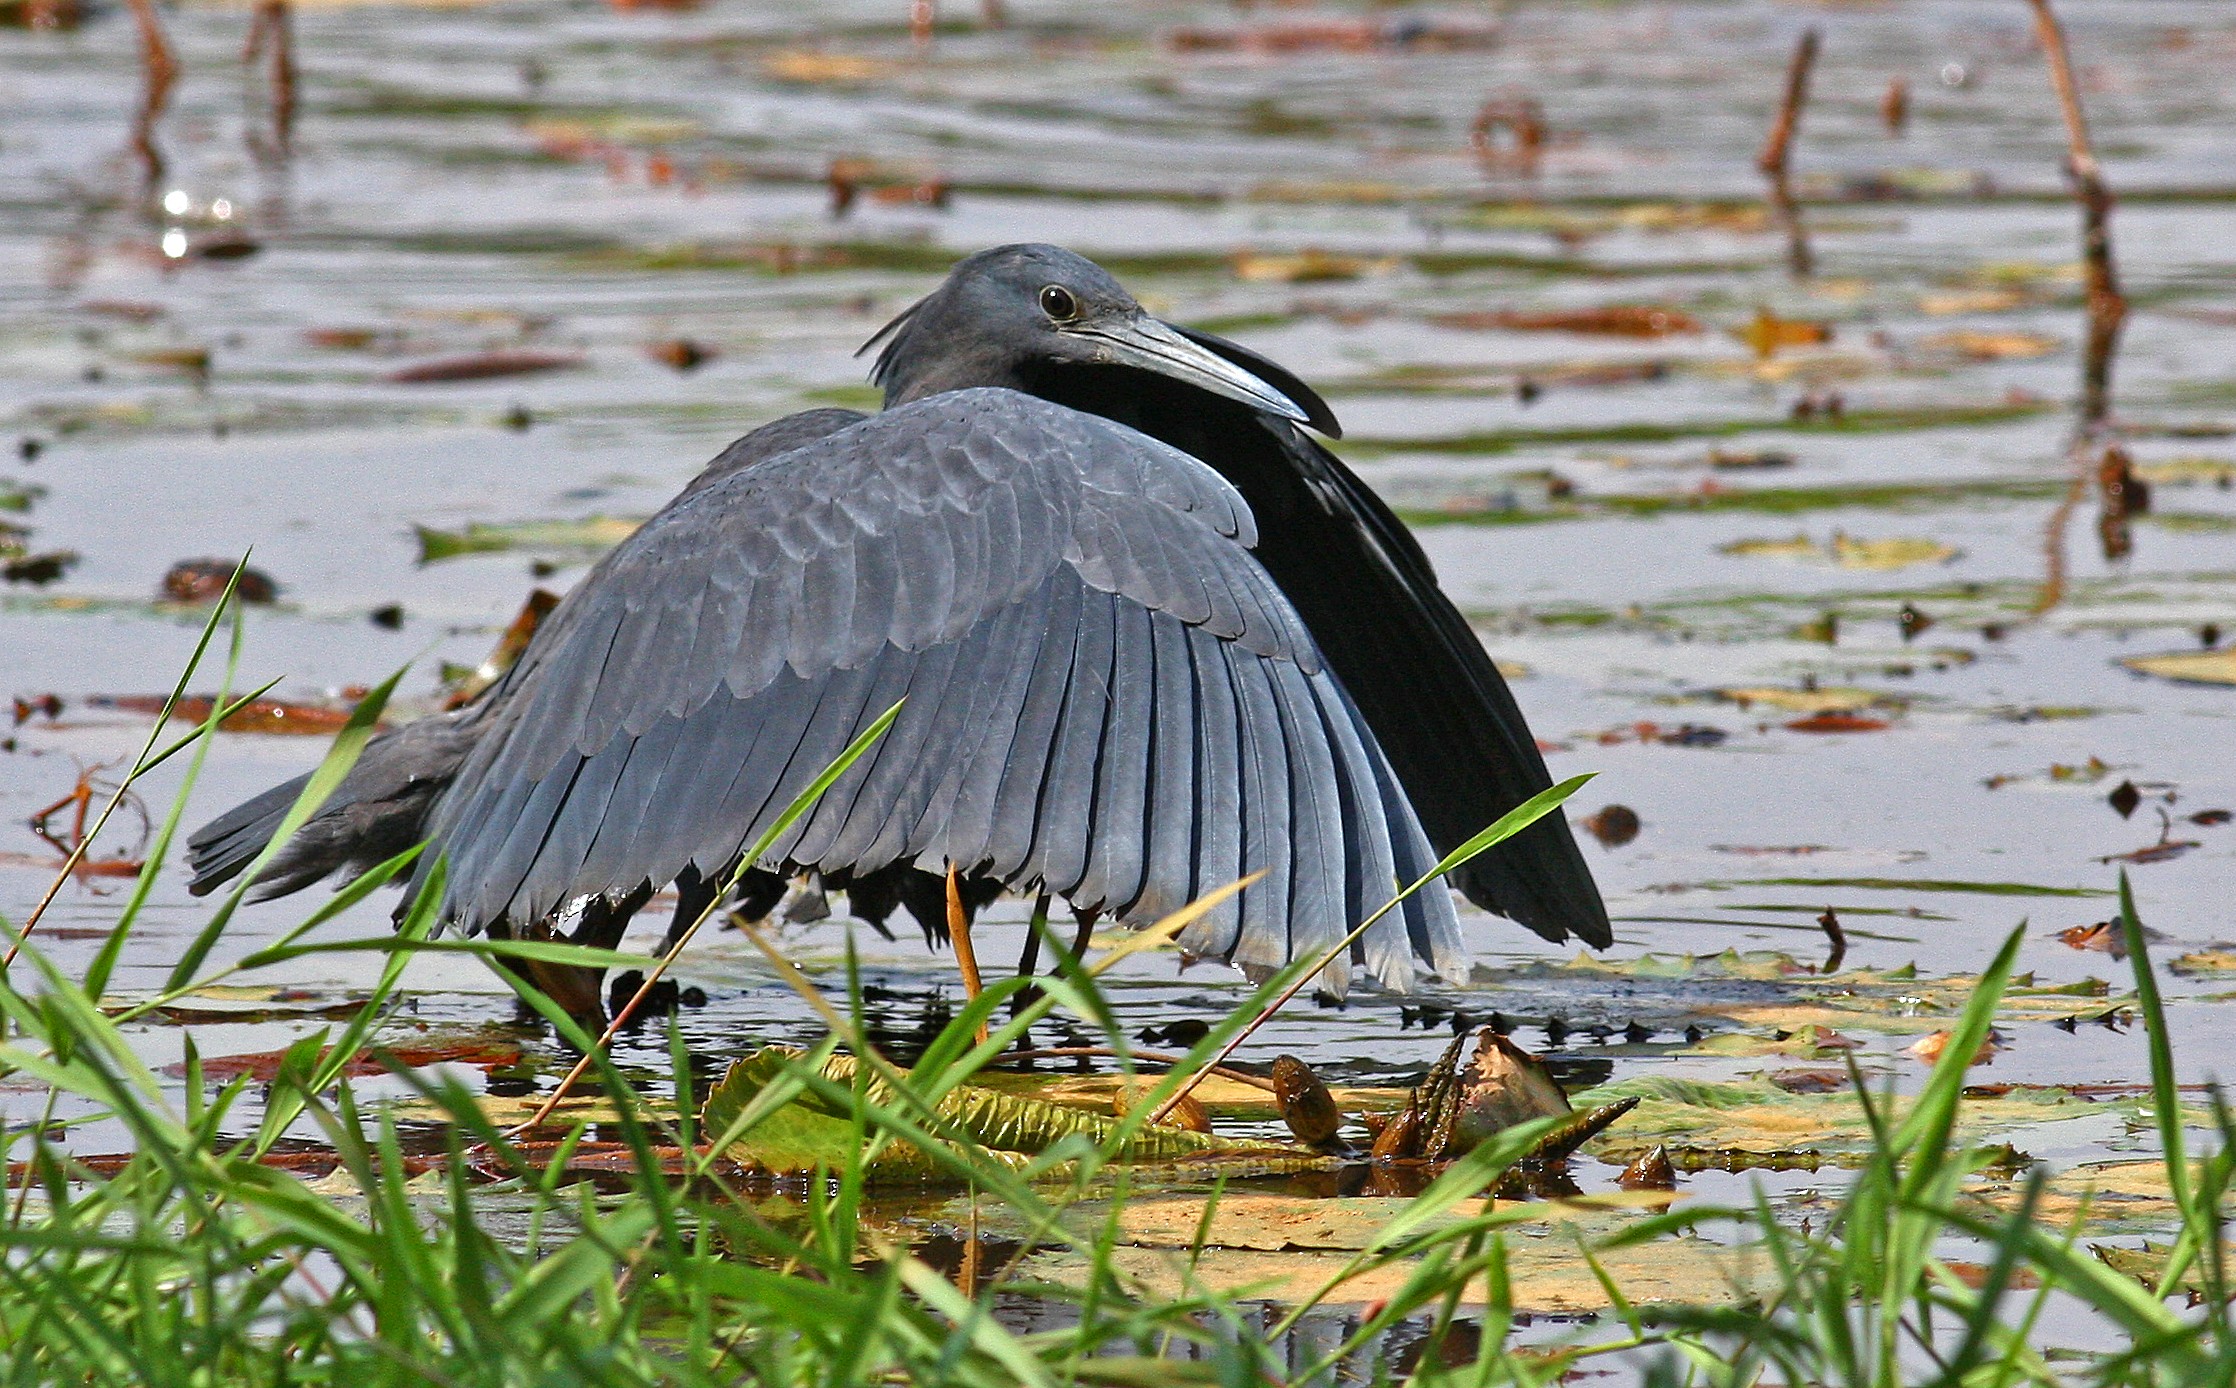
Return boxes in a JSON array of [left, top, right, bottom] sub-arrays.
[[1067, 315, 1311, 424]]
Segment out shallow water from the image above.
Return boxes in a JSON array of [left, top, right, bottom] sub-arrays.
[[3, 0, 2234, 1368]]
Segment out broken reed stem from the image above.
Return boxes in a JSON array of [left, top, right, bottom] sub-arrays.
[[1816, 907, 1847, 974], [2025, 0, 2125, 430], [1756, 28, 1819, 278], [1755, 28, 1819, 180], [123, 0, 179, 185]]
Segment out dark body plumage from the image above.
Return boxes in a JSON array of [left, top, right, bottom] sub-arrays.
[[188, 243, 1603, 1022]]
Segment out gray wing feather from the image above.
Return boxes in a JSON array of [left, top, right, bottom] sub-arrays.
[[1176, 620, 1244, 961], [984, 576, 1084, 879], [419, 389, 1457, 991], [1072, 599, 1155, 914]]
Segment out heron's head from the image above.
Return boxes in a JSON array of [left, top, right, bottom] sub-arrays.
[[862, 244, 1337, 435]]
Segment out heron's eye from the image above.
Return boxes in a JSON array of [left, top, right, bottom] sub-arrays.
[[1038, 284, 1080, 323]]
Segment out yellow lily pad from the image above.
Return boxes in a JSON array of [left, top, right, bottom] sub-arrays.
[[1013, 1200, 1774, 1312], [1719, 531, 1957, 570], [1919, 329, 2062, 360], [1718, 686, 1902, 714], [2134, 457, 2235, 486], [2121, 648, 2236, 686], [1830, 532, 1961, 569]]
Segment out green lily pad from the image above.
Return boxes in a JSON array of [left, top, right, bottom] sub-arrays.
[[699, 1048, 1332, 1184], [415, 517, 643, 563]]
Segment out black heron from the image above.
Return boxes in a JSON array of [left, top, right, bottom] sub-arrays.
[[189, 244, 1605, 1025]]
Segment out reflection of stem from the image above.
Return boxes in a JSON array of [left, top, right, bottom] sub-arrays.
[[124, 0, 179, 186], [2026, 0, 2125, 617], [2026, 0, 2125, 431], [1756, 29, 1818, 278], [2031, 436, 2092, 615], [243, 0, 297, 157]]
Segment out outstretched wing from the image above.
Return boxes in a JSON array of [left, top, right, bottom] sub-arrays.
[[421, 388, 1459, 992], [1057, 334, 1612, 950]]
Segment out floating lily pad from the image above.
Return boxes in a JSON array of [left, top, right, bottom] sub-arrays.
[[1718, 686, 1902, 714], [415, 517, 642, 563], [2121, 648, 2236, 686], [1718, 531, 1958, 571], [1012, 1198, 1777, 1312]]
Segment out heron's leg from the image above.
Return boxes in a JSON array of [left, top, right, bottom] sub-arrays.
[[658, 865, 723, 957], [945, 864, 989, 1044], [1068, 907, 1099, 963], [1009, 892, 1051, 1018]]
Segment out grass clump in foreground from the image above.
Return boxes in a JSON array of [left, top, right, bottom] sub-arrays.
[[1, 585, 2231, 1384]]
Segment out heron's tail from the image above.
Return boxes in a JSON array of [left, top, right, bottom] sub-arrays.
[[186, 710, 480, 902], [185, 774, 312, 897]]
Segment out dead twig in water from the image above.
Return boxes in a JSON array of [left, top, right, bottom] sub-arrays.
[[2025, 0, 2125, 432], [123, 0, 179, 186], [1816, 907, 1847, 974], [1755, 28, 1819, 277]]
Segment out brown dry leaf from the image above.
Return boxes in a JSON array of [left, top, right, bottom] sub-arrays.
[[89, 694, 359, 736], [162, 559, 279, 604], [386, 351, 584, 384], [1906, 1028, 2006, 1066], [1734, 308, 1833, 359], [128, 346, 211, 374], [1786, 712, 1892, 733], [1921, 329, 2061, 361], [1582, 804, 1641, 847], [2121, 648, 2236, 685], [647, 339, 713, 372], [1618, 1145, 1677, 1190], [165, 1037, 521, 1082], [1232, 250, 1397, 284], [1429, 306, 1701, 338], [1616, 203, 1771, 235], [2056, 922, 2125, 956], [1917, 288, 2027, 315], [760, 51, 893, 83]]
